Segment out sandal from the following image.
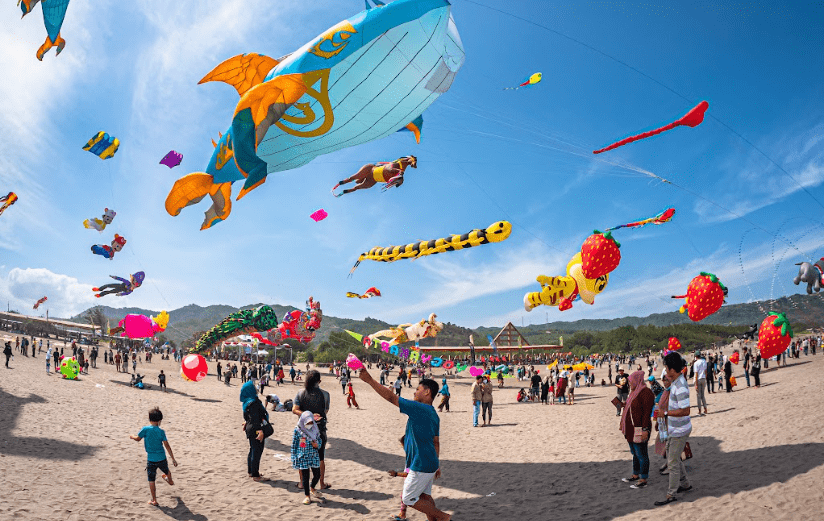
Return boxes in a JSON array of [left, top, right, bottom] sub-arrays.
[[621, 476, 639, 482], [654, 496, 678, 506], [319, 483, 332, 490], [302, 497, 311, 505]]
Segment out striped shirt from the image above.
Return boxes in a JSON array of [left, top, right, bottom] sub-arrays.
[[667, 374, 692, 438]]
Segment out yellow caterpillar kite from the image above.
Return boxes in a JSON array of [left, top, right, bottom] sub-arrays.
[[350, 221, 512, 274]]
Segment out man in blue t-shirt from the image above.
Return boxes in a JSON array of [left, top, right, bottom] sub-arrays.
[[360, 368, 451, 521]]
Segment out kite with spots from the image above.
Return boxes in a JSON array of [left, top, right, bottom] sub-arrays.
[[672, 272, 727, 321]]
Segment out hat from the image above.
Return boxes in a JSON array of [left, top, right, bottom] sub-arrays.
[[647, 376, 655, 382]]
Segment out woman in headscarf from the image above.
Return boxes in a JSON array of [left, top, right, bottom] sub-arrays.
[[437, 377, 450, 412], [292, 411, 323, 505], [619, 370, 655, 489], [240, 380, 270, 481]]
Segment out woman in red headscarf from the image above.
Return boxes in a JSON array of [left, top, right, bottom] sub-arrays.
[[619, 371, 655, 489]]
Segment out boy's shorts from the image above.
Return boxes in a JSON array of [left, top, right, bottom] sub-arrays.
[[402, 470, 436, 506], [146, 459, 170, 482]]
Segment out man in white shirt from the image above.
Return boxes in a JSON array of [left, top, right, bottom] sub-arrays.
[[692, 353, 708, 416]]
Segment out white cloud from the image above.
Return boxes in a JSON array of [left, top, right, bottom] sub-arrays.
[[0, 268, 96, 317]]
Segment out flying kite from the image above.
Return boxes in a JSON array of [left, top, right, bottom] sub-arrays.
[[83, 208, 116, 232], [109, 311, 169, 339], [33, 296, 48, 310], [83, 132, 120, 160], [350, 221, 512, 274], [604, 208, 675, 232], [346, 287, 381, 299], [165, 0, 464, 229], [0, 192, 18, 216], [310, 209, 328, 222], [672, 272, 727, 321], [159, 151, 183, 168], [757, 312, 793, 359], [593, 101, 709, 154], [524, 252, 610, 312], [332, 156, 417, 197], [93, 271, 144, 298], [194, 305, 279, 353], [91, 234, 126, 260], [366, 313, 443, 347], [252, 297, 323, 345], [396, 115, 423, 144], [504, 72, 542, 90], [20, 0, 70, 61]]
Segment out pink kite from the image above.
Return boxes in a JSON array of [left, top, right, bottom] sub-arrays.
[[310, 209, 328, 222], [160, 150, 183, 168], [346, 353, 364, 370], [469, 366, 484, 377], [593, 101, 709, 154]]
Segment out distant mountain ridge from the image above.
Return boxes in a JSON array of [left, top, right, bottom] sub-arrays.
[[66, 293, 824, 347]]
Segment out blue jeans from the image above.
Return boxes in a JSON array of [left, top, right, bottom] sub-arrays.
[[743, 369, 750, 386], [628, 441, 649, 479], [558, 394, 566, 404], [473, 402, 480, 426]]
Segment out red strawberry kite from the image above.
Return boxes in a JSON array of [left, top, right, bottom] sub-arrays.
[[581, 230, 622, 279], [662, 336, 681, 356], [672, 272, 727, 321], [757, 312, 793, 359], [593, 101, 709, 154]]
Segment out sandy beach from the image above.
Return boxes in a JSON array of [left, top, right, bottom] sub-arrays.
[[2, 336, 824, 521]]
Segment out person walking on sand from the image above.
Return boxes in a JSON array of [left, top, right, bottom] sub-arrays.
[[437, 378, 450, 412], [130, 407, 178, 506], [346, 382, 359, 409], [241, 380, 272, 482], [724, 354, 734, 393], [358, 367, 451, 521], [292, 370, 332, 490], [615, 368, 629, 416], [692, 352, 708, 416], [654, 353, 692, 506], [619, 371, 655, 489], [481, 376, 494, 425], [292, 411, 324, 505], [4, 341, 12, 368], [471, 375, 483, 427]]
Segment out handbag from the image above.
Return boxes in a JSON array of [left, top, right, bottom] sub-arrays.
[[680, 441, 693, 461], [611, 396, 623, 409], [261, 421, 274, 439], [730, 376, 737, 387]]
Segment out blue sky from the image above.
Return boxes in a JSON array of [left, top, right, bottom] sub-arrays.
[[1, 0, 823, 329]]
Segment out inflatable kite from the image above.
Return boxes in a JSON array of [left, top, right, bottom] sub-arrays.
[[83, 131, 120, 160], [793, 258, 824, 294], [310, 209, 328, 222], [366, 313, 443, 347], [33, 296, 47, 310], [757, 312, 793, 359], [165, 0, 464, 230], [160, 150, 183, 168], [581, 230, 621, 279], [0, 192, 18, 216], [397, 115, 423, 144], [93, 271, 144, 298], [662, 337, 681, 356], [83, 208, 116, 232], [252, 297, 322, 345], [593, 101, 709, 154], [672, 272, 727, 321], [110, 311, 169, 339], [346, 287, 381, 299], [524, 252, 610, 312], [91, 234, 126, 260], [730, 351, 740, 365], [59, 356, 80, 379], [194, 305, 279, 352], [736, 323, 758, 341], [20, 0, 71, 61], [605, 208, 675, 232], [181, 354, 208, 382], [350, 221, 512, 274], [504, 72, 542, 90], [332, 156, 417, 197]]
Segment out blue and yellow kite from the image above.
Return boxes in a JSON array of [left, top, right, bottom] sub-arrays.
[[83, 132, 120, 160], [20, 0, 71, 61]]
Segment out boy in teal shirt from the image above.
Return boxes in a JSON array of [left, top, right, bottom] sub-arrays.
[[130, 407, 178, 506]]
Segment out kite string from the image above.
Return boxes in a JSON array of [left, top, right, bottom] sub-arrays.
[[737, 228, 768, 315], [455, 0, 824, 212]]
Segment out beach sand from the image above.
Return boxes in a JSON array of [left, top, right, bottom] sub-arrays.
[[2, 336, 823, 520]]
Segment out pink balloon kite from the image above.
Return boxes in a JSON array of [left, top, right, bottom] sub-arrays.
[[181, 354, 208, 382], [310, 209, 328, 222], [469, 366, 484, 377], [346, 353, 364, 370]]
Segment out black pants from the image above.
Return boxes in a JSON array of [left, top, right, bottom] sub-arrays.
[[708, 376, 715, 392], [482, 402, 492, 423], [725, 375, 732, 392], [95, 283, 128, 297], [752, 369, 760, 386], [300, 467, 320, 496], [247, 437, 264, 477], [4, 354, 9, 367]]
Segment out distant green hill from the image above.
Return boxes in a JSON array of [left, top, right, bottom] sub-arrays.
[[66, 293, 824, 349]]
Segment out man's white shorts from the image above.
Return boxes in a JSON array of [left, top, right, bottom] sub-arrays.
[[402, 470, 436, 506]]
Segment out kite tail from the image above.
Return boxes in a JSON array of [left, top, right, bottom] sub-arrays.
[[348, 258, 362, 277]]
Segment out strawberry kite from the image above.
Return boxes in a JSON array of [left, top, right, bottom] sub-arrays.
[[757, 312, 793, 359], [672, 272, 727, 321], [581, 230, 622, 279]]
